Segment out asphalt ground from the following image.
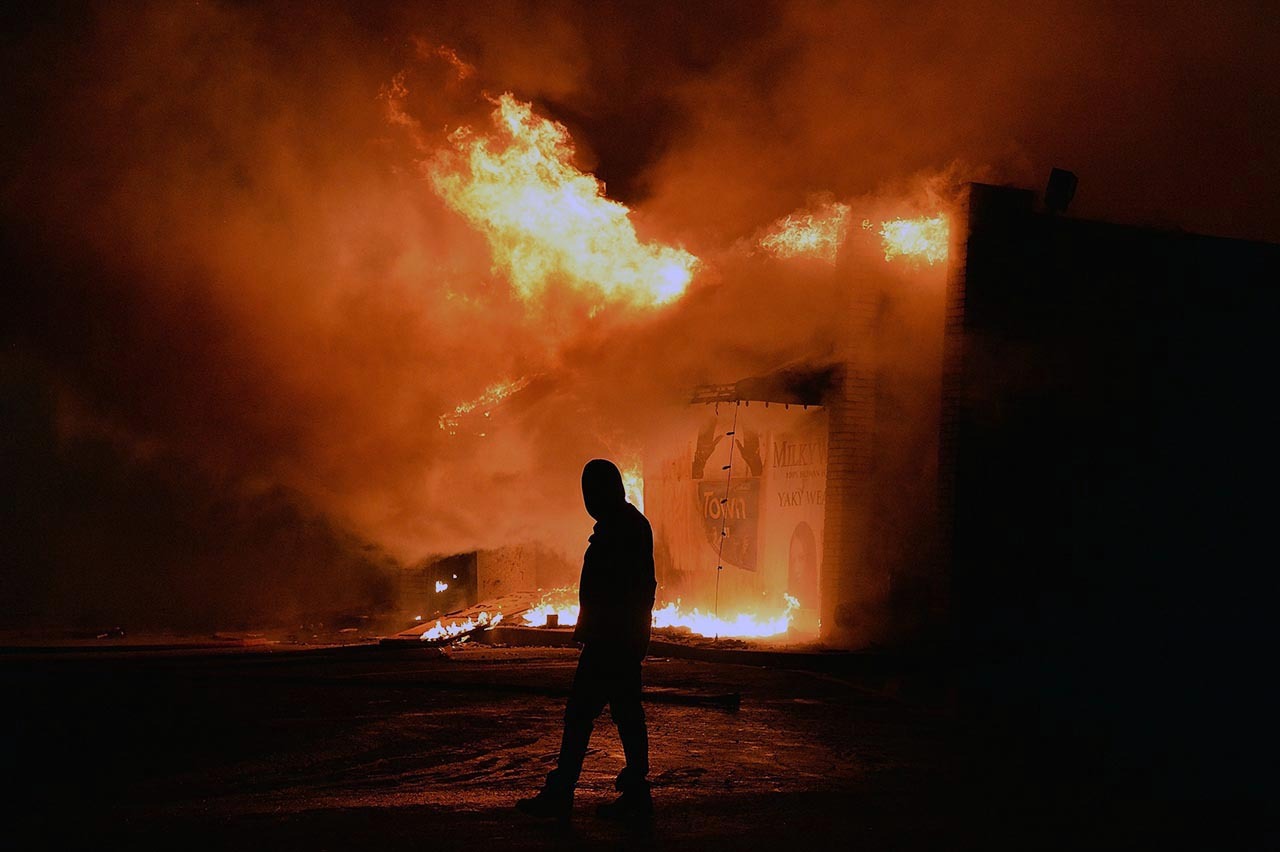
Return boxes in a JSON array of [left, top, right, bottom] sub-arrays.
[[1, 643, 1256, 850]]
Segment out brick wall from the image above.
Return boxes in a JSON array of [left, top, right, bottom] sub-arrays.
[[819, 288, 882, 644]]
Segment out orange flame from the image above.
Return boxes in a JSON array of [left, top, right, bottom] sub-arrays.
[[876, 215, 949, 265], [651, 594, 800, 638], [522, 592, 580, 629], [438, 375, 531, 435], [420, 610, 502, 642], [758, 202, 851, 264], [429, 94, 698, 306], [621, 462, 644, 512], [520, 587, 800, 639]]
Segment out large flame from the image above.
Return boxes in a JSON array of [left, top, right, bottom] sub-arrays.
[[520, 587, 800, 639], [876, 215, 949, 265], [758, 201, 851, 264], [429, 94, 699, 307]]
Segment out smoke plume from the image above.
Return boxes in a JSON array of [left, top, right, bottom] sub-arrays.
[[2, 1, 1274, 629]]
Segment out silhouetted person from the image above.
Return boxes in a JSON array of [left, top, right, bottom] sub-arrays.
[[517, 458, 656, 823]]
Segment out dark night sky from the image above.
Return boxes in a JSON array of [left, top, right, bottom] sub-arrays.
[[2, 1, 1277, 630]]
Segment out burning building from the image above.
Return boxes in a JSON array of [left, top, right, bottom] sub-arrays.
[[644, 178, 1279, 657], [409, 182, 956, 646], [423, 178, 1277, 660], [395, 174, 1277, 798], [646, 377, 832, 638], [642, 205, 953, 649]]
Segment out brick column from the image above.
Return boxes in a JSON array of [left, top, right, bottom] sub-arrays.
[[819, 287, 880, 645]]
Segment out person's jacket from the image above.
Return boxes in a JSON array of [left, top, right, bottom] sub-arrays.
[[572, 502, 656, 658]]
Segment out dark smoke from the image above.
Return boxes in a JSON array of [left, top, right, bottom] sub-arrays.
[[2, 1, 1275, 630]]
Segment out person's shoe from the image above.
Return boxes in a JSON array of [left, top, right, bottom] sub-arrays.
[[516, 786, 573, 821], [596, 787, 653, 823]]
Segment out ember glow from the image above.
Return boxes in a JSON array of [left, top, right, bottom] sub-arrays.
[[877, 215, 950, 265], [438, 375, 532, 435], [429, 94, 699, 307], [758, 201, 851, 264], [520, 588, 801, 639]]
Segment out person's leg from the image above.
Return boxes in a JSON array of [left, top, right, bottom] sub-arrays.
[[517, 646, 607, 818], [598, 653, 652, 822], [608, 655, 649, 791], [551, 645, 609, 790]]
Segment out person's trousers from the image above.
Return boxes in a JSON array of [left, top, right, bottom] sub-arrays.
[[551, 643, 648, 792]]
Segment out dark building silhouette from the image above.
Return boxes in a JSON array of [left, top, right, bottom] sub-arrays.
[[662, 182, 1277, 791], [940, 183, 1279, 792]]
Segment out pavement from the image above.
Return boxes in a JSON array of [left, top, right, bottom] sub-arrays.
[[1, 641, 1253, 850]]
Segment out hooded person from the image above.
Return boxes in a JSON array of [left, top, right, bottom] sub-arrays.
[[516, 458, 657, 823]]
